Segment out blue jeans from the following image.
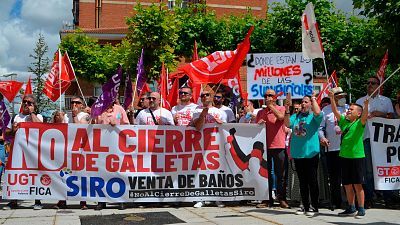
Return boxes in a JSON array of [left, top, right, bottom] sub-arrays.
[[0, 144, 5, 183]]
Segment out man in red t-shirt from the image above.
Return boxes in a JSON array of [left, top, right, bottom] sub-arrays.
[[256, 89, 289, 208]]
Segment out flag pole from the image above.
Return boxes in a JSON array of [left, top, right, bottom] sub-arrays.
[[132, 78, 138, 108], [368, 66, 400, 99], [58, 50, 62, 111], [65, 51, 87, 107]]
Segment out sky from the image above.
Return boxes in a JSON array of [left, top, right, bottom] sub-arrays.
[[0, 0, 72, 81], [0, 0, 357, 83]]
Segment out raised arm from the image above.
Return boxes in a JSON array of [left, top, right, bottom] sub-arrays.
[[361, 98, 369, 125], [328, 89, 341, 122], [311, 92, 321, 116]]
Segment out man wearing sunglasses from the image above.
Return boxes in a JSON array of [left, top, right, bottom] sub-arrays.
[[71, 96, 90, 124], [213, 91, 235, 123], [135, 92, 174, 125], [356, 76, 395, 209], [255, 89, 289, 209], [4, 94, 43, 210], [171, 87, 198, 126], [192, 91, 227, 131]]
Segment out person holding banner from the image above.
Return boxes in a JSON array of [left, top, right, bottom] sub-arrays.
[[284, 92, 322, 216], [171, 87, 198, 126], [256, 89, 289, 209], [329, 89, 369, 218], [135, 92, 174, 125], [192, 90, 226, 208], [319, 87, 349, 209], [356, 76, 395, 208], [4, 94, 44, 210], [70, 96, 90, 210]]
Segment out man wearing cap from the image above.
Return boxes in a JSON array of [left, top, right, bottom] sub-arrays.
[[356, 76, 395, 208], [319, 87, 349, 209]]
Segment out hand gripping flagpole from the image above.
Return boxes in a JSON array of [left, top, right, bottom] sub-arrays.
[[368, 66, 400, 99]]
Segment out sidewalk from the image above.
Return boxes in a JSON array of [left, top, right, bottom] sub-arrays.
[[0, 200, 398, 225]]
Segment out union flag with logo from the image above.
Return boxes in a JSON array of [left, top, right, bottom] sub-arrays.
[[43, 50, 75, 102]]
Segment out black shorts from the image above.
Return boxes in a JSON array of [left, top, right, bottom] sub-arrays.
[[340, 157, 365, 185]]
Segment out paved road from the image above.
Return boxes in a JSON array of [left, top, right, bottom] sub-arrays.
[[0, 200, 398, 225]]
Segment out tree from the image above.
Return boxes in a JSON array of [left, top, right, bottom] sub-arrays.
[[353, 0, 400, 65], [28, 33, 56, 113], [125, 3, 182, 80]]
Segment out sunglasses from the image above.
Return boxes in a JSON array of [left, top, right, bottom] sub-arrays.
[[179, 91, 190, 96], [366, 81, 378, 85], [147, 97, 157, 101], [23, 100, 34, 105], [71, 101, 82, 105], [140, 98, 146, 102], [214, 96, 222, 99], [264, 94, 275, 98], [200, 93, 210, 98]]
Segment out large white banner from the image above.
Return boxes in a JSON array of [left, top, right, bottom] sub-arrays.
[[368, 118, 400, 190], [3, 123, 268, 202], [247, 52, 313, 100]]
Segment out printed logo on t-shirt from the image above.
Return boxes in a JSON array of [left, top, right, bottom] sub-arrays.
[[176, 110, 193, 126], [146, 116, 160, 125], [205, 113, 220, 123], [294, 121, 307, 137]]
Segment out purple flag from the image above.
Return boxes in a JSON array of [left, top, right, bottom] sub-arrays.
[[91, 65, 123, 118], [123, 72, 133, 110], [136, 49, 148, 97], [0, 100, 11, 134]]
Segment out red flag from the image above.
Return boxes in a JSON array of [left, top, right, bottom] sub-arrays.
[[0, 81, 23, 102], [24, 76, 33, 95], [316, 70, 337, 105], [159, 63, 170, 110], [42, 50, 73, 101], [376, 50, 388, 95], [167, 78, 179, 109], [19, 76, 33, 113], [62, 52, 76, 82], [176, 26, 254, 85], [190, 40, 202, 104]]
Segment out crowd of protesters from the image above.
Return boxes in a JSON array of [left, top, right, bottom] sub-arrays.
[[0, 76, 399, 218]]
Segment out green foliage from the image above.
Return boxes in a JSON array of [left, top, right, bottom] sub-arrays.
[[125, 3, 181, 80], [28, 33, 57, 113], [59, 29, 125, 83]]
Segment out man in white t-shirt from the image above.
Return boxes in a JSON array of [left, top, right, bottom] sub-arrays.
[[192, 90, 226, 208], [319, 87, 349, 209], [71, 96, 90, 124], [171, 87, 198, 126], [356, 76, 395, 208], [192, 91, 227, 131], [4, 94, 44, 210], [136, 92, 174, 125], [213, 91, 235, 123]]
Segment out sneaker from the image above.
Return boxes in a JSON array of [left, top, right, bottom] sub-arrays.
[[305, 207, 319, 217], [3, 201, 17, 210], [193, 201, 204, 208], [295, 208, 306, 215], [355, 208, 365, 219], [33, 204, 43, 210], [216, 201, 225, 208], [338, 207, 357, 217]]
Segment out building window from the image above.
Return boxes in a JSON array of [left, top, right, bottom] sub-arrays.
[[168, 0, 175, 10], [72, 0, 79, 26], [94, 86, 102, 97]]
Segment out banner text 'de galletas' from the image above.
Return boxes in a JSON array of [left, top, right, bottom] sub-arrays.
[[3, 123, 268, 202]]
